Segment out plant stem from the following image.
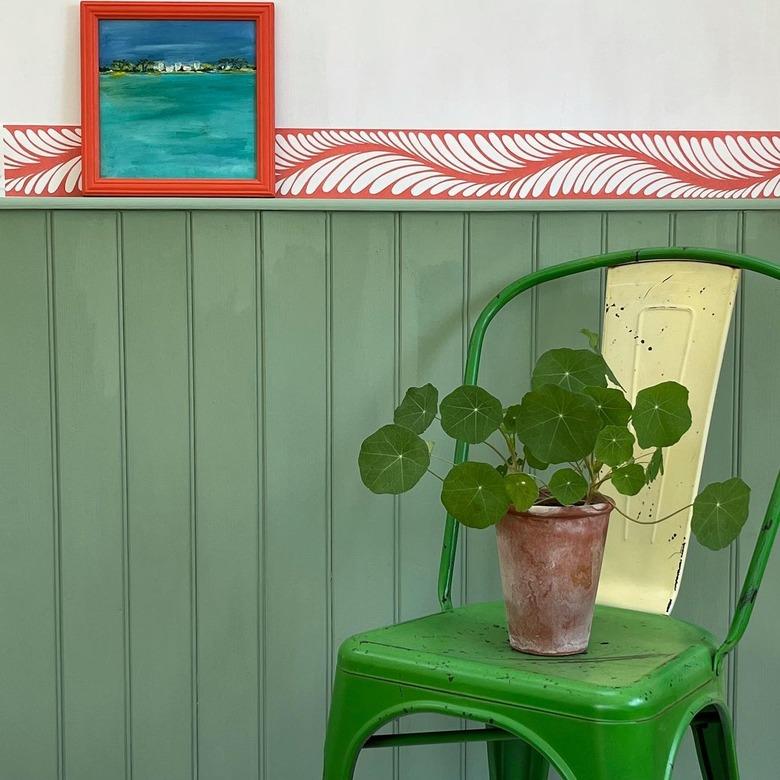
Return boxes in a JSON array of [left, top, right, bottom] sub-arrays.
[[483, 440, 509, 463], [426, 468, 445, 482], [430, 454, 455, 467], [609, 501, 694, 526], [498, 428, 518, 465]]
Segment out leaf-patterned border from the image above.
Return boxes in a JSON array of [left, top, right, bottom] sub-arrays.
[[4, 124, 780, 199]]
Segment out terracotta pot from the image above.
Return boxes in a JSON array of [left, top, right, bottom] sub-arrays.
[[495, 501, 612, 656]]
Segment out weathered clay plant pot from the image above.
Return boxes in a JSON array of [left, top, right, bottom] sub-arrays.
[[495, 501, 612, 656]]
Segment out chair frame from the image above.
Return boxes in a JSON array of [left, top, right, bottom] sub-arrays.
[[325, 246, 780, 779]]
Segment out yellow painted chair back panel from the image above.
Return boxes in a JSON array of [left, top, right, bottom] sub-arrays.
[[597, 261, 740, 614]]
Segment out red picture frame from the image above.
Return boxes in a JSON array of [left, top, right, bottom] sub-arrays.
[[80, 2, 274, 196]]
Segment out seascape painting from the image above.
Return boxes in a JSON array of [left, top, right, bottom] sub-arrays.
[[98, 19, 257, 179]]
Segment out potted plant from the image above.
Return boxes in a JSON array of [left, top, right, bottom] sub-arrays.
[[358, 333, 751, 656]]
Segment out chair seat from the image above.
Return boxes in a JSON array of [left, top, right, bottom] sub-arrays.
[[338, 602, 718, 723]]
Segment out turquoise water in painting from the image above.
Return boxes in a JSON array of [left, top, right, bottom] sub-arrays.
[[99, 73, 256, 179]]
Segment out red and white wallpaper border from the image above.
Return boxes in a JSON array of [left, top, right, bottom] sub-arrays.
[[4, 124, 780, 199]]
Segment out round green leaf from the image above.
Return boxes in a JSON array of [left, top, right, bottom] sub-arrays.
[[584, 386, 632, 428], [514, 384, 601, 464], [548, 468, 588, 506], [505, 473, 538, 511], [531, 348, 608, 392], [609, 463, 646, 496], [632, 381, 692, 449], [645, 448, 664, 484], [358, 424, 430, 494], [440, 385, 503, 444], [502, 404, 523, 434], [692, 478, 751, 551], [523, 445, 549, 471], [594, 425, 635, 468], [393, 383, 438, 434], [441, 462, 509, 529]]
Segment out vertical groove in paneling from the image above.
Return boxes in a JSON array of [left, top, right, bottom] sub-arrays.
[[255, 210, 267, 780], [325, 212, 335, 714], [392, 211, 402, 780], [530, 213, 539, 367], [460, 211, 471, 609], [117, 211, 133, 780], [458, 212, 470, 780], [185, 212, 199, 780], [729, 211, 746, 728], [45, 211, 65, 780], [598, 212, 608, 333]]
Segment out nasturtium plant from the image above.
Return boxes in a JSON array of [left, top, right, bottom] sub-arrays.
[[358, 331, 752, 552]]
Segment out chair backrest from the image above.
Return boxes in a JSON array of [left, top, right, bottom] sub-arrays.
[[597, 261, 739, 614], [437, 248, 780, 632]]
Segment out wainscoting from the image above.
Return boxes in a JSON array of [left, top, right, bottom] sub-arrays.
[[1, 199, 778, 779]]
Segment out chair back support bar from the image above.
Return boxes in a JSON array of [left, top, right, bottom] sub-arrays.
[[714, 470, 780, 672], [437, 246, 780, 658]]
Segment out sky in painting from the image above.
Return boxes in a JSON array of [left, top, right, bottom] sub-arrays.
[[98, 20, 255, 66]]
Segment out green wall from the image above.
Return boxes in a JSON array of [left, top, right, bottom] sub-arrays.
[[0, 200, 778, 779]]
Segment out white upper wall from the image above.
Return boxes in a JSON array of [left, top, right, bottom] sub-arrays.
[[2, 0, 780, 128]]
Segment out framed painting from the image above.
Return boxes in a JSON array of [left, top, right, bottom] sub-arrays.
[[80, 2, 274, 196]]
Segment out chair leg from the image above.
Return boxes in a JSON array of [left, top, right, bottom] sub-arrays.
[[323, 668, 389, 780], [488, 738, 550, 779], [691, 706, 739, 780]]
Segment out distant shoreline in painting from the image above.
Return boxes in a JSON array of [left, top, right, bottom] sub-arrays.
[[98, 19, 257, 179]]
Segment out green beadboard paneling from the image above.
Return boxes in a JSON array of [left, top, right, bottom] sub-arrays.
[[191, 211, 261, 780], [51, 211, 127, 780], [397, 212, 466, 779], [464, 213, 536, 780], [668, 211, 742, 780], [672, 211, 740, 639], [261, 211, 329, 780], [0, 211, 59, 780], [0, 204, 779, 780], [330, 212, 397, 780], [536, 212, 604, 355], [736, 211, 780, 779], [123, 211, 194, 780]]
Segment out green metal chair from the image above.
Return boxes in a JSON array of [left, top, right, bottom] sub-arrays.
[[323, 247, 780, 780]]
